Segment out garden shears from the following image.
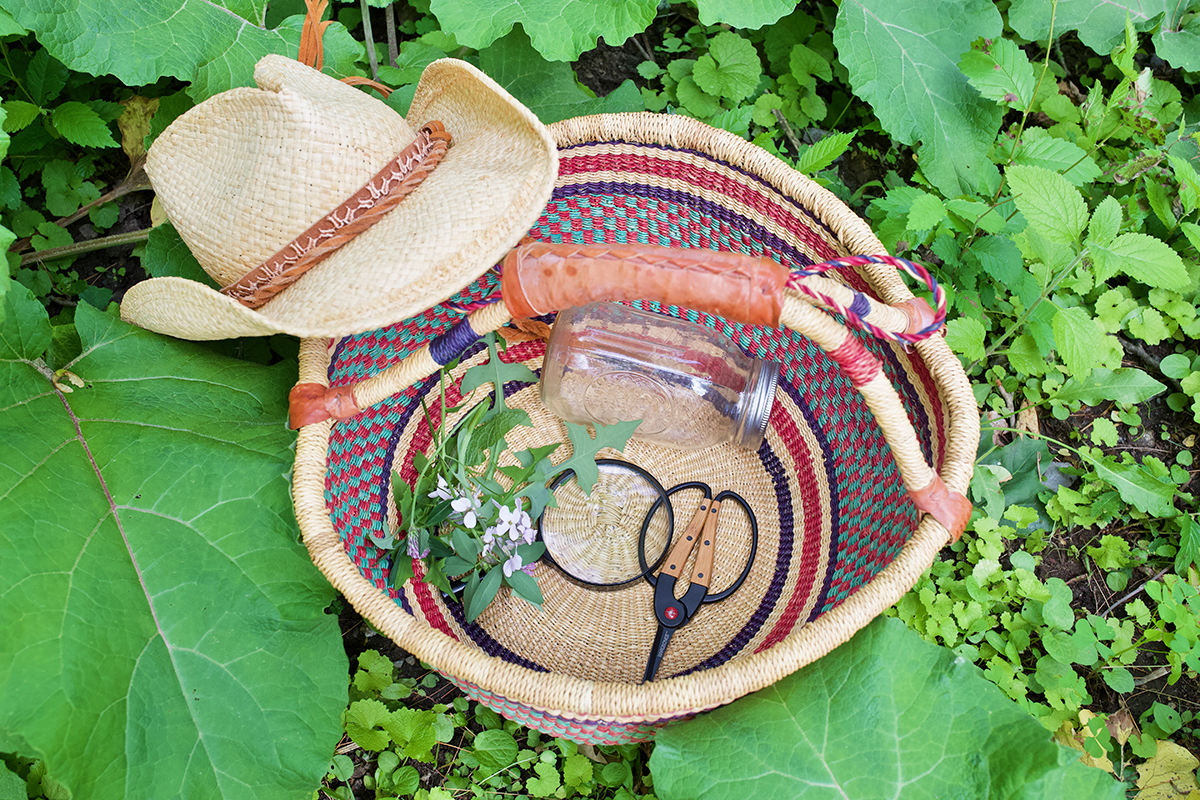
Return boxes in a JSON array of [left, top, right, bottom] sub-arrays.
[[641, 484, 757, 683]]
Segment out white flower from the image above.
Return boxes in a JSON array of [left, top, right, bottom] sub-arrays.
[[451, 491, 481, 529], [481, 526, 498, 556], [496, 503, 536, 544], [428, 475, 453, 501], [502, 553, 524, 577]]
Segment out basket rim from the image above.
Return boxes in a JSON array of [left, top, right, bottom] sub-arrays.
[[293, 112, 980, 724]]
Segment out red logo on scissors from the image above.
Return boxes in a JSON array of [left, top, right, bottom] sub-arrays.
[[665, 607, 679, 621]]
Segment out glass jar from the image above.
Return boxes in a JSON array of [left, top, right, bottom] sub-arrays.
[[540, 302, 780, 451]]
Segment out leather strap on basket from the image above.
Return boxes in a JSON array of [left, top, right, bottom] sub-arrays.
[[501, 242, 946, 341], [501, 241, 788, 327]]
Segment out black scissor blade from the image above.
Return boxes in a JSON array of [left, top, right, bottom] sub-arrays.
[[642, 625, 675, 684]]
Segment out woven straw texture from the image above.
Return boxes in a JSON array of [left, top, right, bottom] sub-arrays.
[[120, 56, 556, 340], [294, 113, 978, 744]]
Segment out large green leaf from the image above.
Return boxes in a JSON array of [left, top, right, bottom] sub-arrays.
[[429, 0, 656, 62], [650, 617, 1124, 799], [0, 1, 361, 102], [833, 0, 1004, 197], [694, 0, 797, 29], [1006, 164, 1088, 246], [476, 28, 642, 124], [0, 285, 346, 799], [1154, 15, 1200, 71], [1054, 368, 1166, 405], [1009, 0, 1200, 59]]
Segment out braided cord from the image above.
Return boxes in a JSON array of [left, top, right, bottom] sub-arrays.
[[787, 255, 946, 344]]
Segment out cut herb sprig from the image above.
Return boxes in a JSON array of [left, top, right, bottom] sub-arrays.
[[388, 333, 640, 621]]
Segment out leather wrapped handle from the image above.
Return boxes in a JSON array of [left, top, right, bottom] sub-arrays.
[[501, 241, 789, 327]]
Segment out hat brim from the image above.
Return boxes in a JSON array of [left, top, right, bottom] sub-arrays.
[[121, 59, 557, 340]]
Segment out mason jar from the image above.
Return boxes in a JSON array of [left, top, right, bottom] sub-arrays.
[[539, 302, 779, 451]]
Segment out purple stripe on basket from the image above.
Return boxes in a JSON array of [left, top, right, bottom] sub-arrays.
[[552, 182, 817, 271], [675, 436, 793, 677], [673, 373, 838, 676], [379, 368, 550, 673], [559, 139, 839, 241], [329, 336, 351, 381], [429, 317, 480, 366], [776, 377, 843, 622]]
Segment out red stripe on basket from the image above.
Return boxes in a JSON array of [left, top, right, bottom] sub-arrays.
[[755, 405, 826, 652], [394, 340, 546, 640], [827, 335, 882, 386], [410, 559, 457, 639], [559, 152, 834, 258]]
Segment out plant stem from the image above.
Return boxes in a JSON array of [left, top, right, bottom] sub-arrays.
[[9, 156, 152, 254], [772, 109, 804, 156], [1005, 0, 1058, 165], [971, 249, 1086, 369], [384, 1, 398, 68], [360, 0, 379, 80], [1101, 566, 1170, 617], [19, 229, 151, 268]]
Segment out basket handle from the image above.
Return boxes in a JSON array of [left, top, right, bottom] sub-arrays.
[[289, 244, 970, 541], [501, 241, 939, 340]]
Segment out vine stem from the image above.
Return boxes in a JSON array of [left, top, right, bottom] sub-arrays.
[[1004, 0, 1058, 165], [1100, 566, 1170, 618], [969, 248, 1086, 371], [360, 0, 379, 80], [19, 229, 151, 267], [9, 155, 151, 255]]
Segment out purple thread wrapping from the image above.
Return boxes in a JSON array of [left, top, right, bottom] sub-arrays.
[[429, 317, 480, 366], [849, 292, 871, 319]]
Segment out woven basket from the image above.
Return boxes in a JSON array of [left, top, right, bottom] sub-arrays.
[[294, 113, 978, 744]]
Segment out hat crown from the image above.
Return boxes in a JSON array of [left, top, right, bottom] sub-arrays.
[[147, 55, 415, 288]]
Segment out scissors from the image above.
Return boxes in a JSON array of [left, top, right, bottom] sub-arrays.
[[639, 482, 758, 683]]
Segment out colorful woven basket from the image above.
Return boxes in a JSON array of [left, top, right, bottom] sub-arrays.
[[293, 113, 978, 744]]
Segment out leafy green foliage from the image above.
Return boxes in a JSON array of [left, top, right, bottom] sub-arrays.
[[0, 0, 362, 102], [834, 0, 1003, 196], [322, 650, 655, 800], [0, 284, 346, 800], [428, 0, 656, 62], [476, 29, 642, 125], [651, 618, 1124, 799]]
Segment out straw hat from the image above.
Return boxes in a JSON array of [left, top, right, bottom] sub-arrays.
[[121, 54, 557, 340]]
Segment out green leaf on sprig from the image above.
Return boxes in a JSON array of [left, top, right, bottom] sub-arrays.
[[1054, 368, 1165, 406], [51, 101, 119, 148], [1091, 233, 1190, 291], [552, 420, 642, 493], [795, 131, 855, 174], [461, 406, 532, 467], [464, 565, 503, 623], [344, 699, 393, 752], [692, 31, 762, 104], [1176, 515, 1199, 576], [459, 333, 538, 417], [1006, 164, 1088, 246], [506, 568, 544, 609], [1084, 452, 1178, 519], [1, 100, 40, 133]]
